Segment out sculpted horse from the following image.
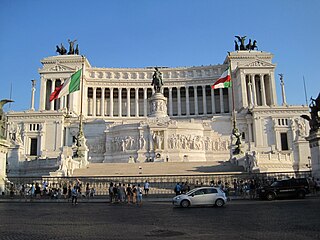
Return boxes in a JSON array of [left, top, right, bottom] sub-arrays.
[[151, 67, 163, 93]]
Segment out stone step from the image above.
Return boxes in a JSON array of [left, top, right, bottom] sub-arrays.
[[73, 161, 244, 176]]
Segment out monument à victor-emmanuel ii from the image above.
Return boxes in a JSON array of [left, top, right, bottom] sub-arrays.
[[3, 37, 313, 177]]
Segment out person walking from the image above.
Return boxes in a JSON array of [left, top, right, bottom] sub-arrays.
[[132, 185, 137, 204], [85, 183, 90, 200], [174, 183, 181, 196], [109, 182, 114, 203], [119, 183, 126, 203], [28, 183, 35, 201], [126, 184, 133, 204], [62, 183, 68, 199], [137, 184, 143, 206], [144, 181, 150, 196], [71, 186, 78, 206]]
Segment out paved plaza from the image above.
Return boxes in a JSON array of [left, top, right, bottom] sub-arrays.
[[0, 197, 319, 240]]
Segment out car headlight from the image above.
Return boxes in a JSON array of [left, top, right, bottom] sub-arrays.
[[175, 197, 181, 200]]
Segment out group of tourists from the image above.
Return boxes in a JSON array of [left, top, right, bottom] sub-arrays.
[[6, 176, 320, 204], [9, 179, 96, 204], [108, 181, 150, 206]]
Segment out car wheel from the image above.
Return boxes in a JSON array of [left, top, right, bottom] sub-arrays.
[[215, 199, 225, 207], [297, 191, 305, 199], [180, 200, 190, 208], [266, 192, 275, 201]]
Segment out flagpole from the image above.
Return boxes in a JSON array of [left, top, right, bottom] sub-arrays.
[[303, 76, 308, 106], [229, 54, 236, 130], [80, 56, 84, 124], [228, 53, 240, 159], [228, 54, 235, 159], [76, 56, 85, 152]]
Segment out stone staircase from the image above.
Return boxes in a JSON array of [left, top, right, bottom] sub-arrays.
[[73, 161, 244, 176]]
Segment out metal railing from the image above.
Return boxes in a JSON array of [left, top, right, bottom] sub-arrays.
[[3, 171, 312, 197]]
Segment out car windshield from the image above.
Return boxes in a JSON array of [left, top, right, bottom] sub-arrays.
[[185, 188, 218, 196], [185, 189, 197, 195], [271, 181, 282, 187]]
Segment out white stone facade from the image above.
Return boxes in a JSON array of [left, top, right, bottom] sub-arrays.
[[5, 51, 311, 176]]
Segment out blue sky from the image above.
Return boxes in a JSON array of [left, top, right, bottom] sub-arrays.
[[0, 0, 319, 111]]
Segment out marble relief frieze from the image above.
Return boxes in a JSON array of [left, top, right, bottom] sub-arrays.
[[86, 66, 221, 81]]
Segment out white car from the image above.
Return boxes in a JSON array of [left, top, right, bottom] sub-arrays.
[[172, 187, 227, 208]]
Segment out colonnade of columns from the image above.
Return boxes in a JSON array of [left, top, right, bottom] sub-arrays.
[[43, 79, 71, 111], [245, 74, 273, 107], [85, 85, 230, 117]]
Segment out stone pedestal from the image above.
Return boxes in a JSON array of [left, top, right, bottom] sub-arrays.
[[292, 138, 310, 171], [7, 144, 25, 169], [148, 93, 168, 118], [306, 130, 320, 178], [0, 139, 10, 194], [74, 127, 89, 169]]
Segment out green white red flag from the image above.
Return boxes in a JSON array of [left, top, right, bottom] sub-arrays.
[[50, 69, 82, 101], [211, 67, 231, 89]]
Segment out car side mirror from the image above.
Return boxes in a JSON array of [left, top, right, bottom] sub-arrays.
[[191, 193, 195, 197]]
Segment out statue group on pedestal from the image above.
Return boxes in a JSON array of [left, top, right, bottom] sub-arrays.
[[56, 39, 79, 55], [0, 99, 14, 140], [151, 67, 163, 93], [232, 128, 241, 155], [301, 93, 320, 132], [234, 36, 258, 51]]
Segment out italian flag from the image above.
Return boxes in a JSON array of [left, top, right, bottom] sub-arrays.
[[50, 69, 82, 101], [211, 67, 231, 89]]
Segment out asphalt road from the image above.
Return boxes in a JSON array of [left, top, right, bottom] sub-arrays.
[[0, 198, 319, 240]]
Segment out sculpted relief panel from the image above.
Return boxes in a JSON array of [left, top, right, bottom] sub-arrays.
[[87, 66, 222, 82], [168, 133, 229, 151], [87, 136, 106, 154], [107, 135, 142, 152]]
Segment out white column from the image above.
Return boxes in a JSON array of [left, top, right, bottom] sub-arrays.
[[110, 88, 113, 117], [248, 122, 252, 143], [270, 73, 278, 106], [61, 96, 65, 110], [260, 74, 267, 106], [251, 74, 257, 106], [50, 79, 55, 110], [39, 75, 46, 110], [143, 88, 147, 117], [101, 88, 105, 116], [135, 88, 139, 117], [202, 86, 207, 115], [219, 88, 224, 113], [93, 87, 97, 116], [88, 98, 92, 116], [169, 88, 173, 116], [30, 80, 36, 111], [240, 72, 248, 108], [96, 99, 101, 116], [177, 87, 181, 116], [83, 86, 88, 116], [127, 88, 130, 117], [118, 88, 122, 117], [186, 87, 190, 116], [211, 88, 215, 114], [253, 117, 263, 147], [194, 86, 198, 115]]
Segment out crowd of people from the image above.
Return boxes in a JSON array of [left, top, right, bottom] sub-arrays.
[[5, 176, 320, 204], [108, 181, 150, 206], [8, 179, 96, 205]]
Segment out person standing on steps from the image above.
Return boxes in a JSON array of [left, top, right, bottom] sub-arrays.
[[144, 181, 150, 196]]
